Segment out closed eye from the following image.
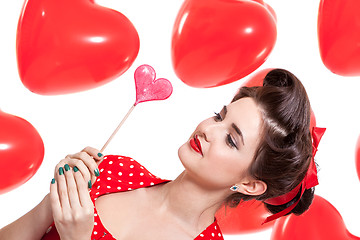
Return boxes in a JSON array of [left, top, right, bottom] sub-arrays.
[[227, 134, 238, 149]]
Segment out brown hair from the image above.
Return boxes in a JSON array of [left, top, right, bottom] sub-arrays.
[[226, 68, 315, 216]]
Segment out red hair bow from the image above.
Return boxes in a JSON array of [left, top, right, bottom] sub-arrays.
[[262, 127, 326, 224]]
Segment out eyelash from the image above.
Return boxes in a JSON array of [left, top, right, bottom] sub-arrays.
[[214, 112, 238, 149], [214, 112, 222, 121]]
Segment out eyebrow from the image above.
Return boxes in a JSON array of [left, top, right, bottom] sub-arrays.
[[222, 105, 245, 146]]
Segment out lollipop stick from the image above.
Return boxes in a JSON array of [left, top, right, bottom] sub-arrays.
[[100, 104, 136, 153]]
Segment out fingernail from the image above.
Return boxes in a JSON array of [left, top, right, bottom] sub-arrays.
[[64, 164, 70, 171], [73, 166, 79, 172], [94, 168, 100, 177], [88, 180, 92, 189], [97, 152, 103, 157], [59, 167, 64, 175], [51, 178, 55, 184]]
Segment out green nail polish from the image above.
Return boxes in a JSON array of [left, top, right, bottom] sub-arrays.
[[94, 168, 100, 177], [88, 180, 92, 189], [97, 152, 103, 157], [51, 178, 55, 184], [59, 167, 64, 175], [73, 166, 79, 172], [64, 164, 70, 171]]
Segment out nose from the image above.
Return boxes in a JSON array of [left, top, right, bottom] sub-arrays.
[[198, 119, 223, 142]]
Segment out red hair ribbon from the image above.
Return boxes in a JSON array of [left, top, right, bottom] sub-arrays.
[[262, 127, 326, 224]]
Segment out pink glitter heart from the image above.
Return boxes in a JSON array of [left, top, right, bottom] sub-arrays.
[[134, 65, 173, 106]]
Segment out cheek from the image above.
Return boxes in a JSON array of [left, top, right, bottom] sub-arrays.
[[204, 149, 249, 185]]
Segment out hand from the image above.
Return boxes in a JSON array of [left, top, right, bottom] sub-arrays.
[[55, 147, 104, 189], [50, 165, 94, 240]]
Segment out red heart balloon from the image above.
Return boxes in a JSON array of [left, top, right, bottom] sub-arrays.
[[134, 65, 173, 106], [0, 110, 44, 194], [356, 135, 360, 182], [271, 195, 360, 240], [250, 0, 277, 21], [171, 0, 277, 88], [318, 0, 360, 76], [17, 0, 139, 95], [215, 200, 273, 234]]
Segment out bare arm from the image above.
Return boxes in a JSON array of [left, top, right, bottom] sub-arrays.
[[0, 193, 53, 240], [0, 147, 101, 240]]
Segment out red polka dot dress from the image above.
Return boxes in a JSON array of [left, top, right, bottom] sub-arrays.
[[42, 155, 224, 240]]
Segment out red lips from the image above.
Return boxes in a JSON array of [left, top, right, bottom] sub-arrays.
[[190, 135, 203, 155]]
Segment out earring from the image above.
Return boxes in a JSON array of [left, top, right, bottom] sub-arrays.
[[230, 185, 239, 192]]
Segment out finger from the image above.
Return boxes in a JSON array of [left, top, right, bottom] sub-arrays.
[[63, 164, 81, 209], [67, 158, 95, 187], [67, 151, 100, 178], [82, 146, 104, 161], [54, 159, 68, 180], [56, 166, 71, 212], [73, 167, 93, 208], [50, 178, 62, 220]]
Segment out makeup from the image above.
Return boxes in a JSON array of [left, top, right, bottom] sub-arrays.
[[190, 135, 203, 155]]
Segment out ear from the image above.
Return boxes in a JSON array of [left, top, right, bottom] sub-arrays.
[[236, 178, 267, 196]]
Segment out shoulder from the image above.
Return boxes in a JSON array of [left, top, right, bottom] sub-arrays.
[[196, 220, 224, 240], [98, 155, 160, 179], [91, 155, 169, 196]]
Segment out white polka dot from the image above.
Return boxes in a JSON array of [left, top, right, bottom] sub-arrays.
[[130, 158, 134, 161], [107, 177, 111, 180], [107, 186, 111, 189], [104, 156, 108, 159], [118, 156, 123, 159], [109, 161, 113, 164], [218, 233, 222, 237], [130, 165, 134, 168], [94, 197, 97, 200], [214, 226, 217, 230], [200, 234, 204, 237], [100, 169, 104, 172], [97, 179, 100, 182], [119, 163, 124, 166], [96, 192, 99, 195], [118, 180, 122, 182], [94, 222, 98, 225], [118, 172, 122, 176], [94, 231, 97, 235], [129, 182, 133, 184], [129, 173, 133, 176], [140, 182, 144, 185], [107, 171, 112, 174], [150, 182, 154, 185], [117, 187, 121, 190], [140, 173, 144, 176], [140, 166, 144, 169], [97, 186, 100, 189], [94, 213, 98, 216], [128, 188, 132, 190], [212, 233, 215, 237]]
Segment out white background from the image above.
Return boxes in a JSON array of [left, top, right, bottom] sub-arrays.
[[1, 0, 360, 239]]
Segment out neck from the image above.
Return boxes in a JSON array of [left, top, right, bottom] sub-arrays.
[[151, 171, 228, 232]]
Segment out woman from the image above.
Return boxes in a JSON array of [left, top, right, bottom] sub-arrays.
[[0, 69, 325, 240]]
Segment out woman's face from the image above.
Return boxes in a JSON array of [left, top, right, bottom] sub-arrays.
[[178, 97, 263, 191]]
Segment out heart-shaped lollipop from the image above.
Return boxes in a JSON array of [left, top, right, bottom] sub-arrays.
[[134, 65, 173, 105], [100, 65, 173, 152]]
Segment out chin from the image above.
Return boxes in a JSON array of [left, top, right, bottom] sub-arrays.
[[177, 143, 187, 166], [177, 142, 196, 170]]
